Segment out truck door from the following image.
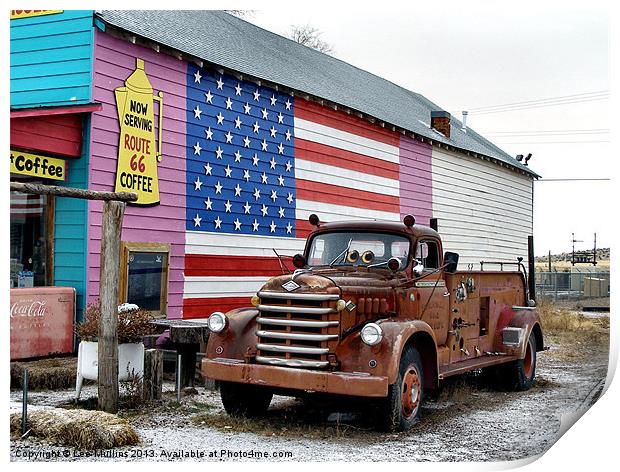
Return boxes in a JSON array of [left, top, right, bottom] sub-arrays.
[[414, 239, 450, 346]]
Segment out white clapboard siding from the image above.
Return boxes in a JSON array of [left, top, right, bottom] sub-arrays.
[[431, 148, 533, 269]]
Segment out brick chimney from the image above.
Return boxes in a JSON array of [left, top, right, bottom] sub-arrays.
[[430, 111, 451, 138]]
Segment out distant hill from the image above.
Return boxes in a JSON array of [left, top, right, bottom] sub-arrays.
[[535, 248, 610, 263]]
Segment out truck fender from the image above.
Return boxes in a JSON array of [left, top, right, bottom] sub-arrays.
[[381, 320, 439, 390], [205, 307, 258, 360], [495, 307, 544, 359]]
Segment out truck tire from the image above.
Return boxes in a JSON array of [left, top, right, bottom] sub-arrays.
[[220, 381, 273, 417], [379, 346, 424, 432], [500, 332, 537, 391]]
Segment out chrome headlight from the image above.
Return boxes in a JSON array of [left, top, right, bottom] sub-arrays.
[[207, 312, 228, 333], [360, 323, 383, 346]]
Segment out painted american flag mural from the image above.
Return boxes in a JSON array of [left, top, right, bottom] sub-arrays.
[[183, 64, 432, 318]]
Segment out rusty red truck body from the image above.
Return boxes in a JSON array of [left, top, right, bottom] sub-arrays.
[[202, 215, 543, 431]]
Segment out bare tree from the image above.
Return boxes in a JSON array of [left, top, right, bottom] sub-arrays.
[[286, 25, 334, 54], [224, 10, 256, 19]]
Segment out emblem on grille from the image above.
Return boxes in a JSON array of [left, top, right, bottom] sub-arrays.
[[281, 280, 301, 292]]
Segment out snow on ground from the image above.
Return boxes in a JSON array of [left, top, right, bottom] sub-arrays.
[[10, 336, 608, 462]]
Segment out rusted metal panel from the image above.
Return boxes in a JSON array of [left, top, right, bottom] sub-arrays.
[[10, 286, 75, 360]]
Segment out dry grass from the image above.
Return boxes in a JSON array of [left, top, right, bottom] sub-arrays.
[[10, 408, 140, 449], [192, 406, 370, 439], [10, 357, 83, 391], [538, 299, 609, 360]]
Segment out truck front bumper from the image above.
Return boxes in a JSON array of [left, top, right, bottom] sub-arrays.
[[202, 357, 389, 397]]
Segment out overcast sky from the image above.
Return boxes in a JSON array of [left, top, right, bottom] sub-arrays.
[[242, 1, 611, 256]]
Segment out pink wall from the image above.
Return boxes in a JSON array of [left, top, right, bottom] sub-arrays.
[[399, 135, 433, 226], [87, 30, 187, 318]]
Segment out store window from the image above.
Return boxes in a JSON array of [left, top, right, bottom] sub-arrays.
[[10, 190, 54, 288], [119, 242, 170, 318]]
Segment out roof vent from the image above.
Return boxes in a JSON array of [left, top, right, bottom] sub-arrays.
[[430, 111, 451, 139], [461, 111, 468, 133]]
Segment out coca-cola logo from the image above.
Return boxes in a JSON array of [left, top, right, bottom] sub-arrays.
[[10, 299, 49, 318]]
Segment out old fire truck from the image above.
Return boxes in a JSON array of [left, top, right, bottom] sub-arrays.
[[202, 214, 543, 431]]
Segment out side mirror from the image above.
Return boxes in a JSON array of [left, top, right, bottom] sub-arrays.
[[444, 252, 459, 273]]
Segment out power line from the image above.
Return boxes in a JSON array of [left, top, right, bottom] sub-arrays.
[[536, 178, 611, 182], [496, 140, 610, 144], [472, 96, 609, 115], [485, 128, 609, 137], [466, 90, 609, 113]]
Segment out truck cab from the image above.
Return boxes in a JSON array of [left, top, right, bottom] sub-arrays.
[[202, 214, 544, 431]]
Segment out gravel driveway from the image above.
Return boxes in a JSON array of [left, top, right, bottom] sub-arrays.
[[10, 330, 608, 462]]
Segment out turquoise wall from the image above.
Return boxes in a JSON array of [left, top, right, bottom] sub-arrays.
[[53, 115, 91, 322], [10, 10, 94, 109]]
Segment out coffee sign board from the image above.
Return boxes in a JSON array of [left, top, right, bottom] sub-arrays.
[[10, 287, 75, 360]]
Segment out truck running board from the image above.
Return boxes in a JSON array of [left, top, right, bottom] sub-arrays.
[[438, 355, 518, 380]]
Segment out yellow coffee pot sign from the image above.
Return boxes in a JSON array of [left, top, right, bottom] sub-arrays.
[[114, 58, 164, 205]]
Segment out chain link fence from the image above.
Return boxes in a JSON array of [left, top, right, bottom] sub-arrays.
[[535, 270, 610, 304]]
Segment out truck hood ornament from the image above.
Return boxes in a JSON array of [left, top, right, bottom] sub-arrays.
[[281, 280, 301, 292]]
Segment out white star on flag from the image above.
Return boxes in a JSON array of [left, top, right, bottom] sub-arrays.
[[278, 175, 285, 186], [253, 89, 260, 101], [204, 197, 213, 210], [235, 116, 242, 129], [270, 221, 277, 233], [234, 184, 242, 197], [215, 146, 223, 159], [243, 136, 251, 148], [224, 165, 232, 178], [193, 142, 202, 155], [285, 99, 291, 110], [277, 113, 284, 124], [270, 95, 277, 106], [193, 214, 202, 226], [193, 106, 202, 119], [214, 181, 223, 194], [285, 129, 291, 140], [225, 97, 233, 110], [204, 90, 213, 103], [204, 163, 212, 175], [194, 177, 203, 191], [225, 131, 233, 143], [205, 127, 213, 139], [261, 108, 269, 120], [243, 202, 252, 214], [270, 126, 277, 138], [269, 157, 277, 169], [235, 83, 243, 96], [278, 207, 285, 218], [278, 143, 284, 155], [216, 112, 224, 125], [270, 190, 278, 202], [234, 150, 242, 162], [261, 172, 268, 184], [234, 218, 242, 231], [216, 77, 224, 89], [253, 188, 261, 200], [224, 200, 232, 212], [261, 204, 269, 216], [244, 102, 251, 114], [214, 216, 222, 229], [194, 70, 202, 83], [252, 219, 260, 231]]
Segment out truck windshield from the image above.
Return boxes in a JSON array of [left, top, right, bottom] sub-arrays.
[[307, 231, 410, 268]]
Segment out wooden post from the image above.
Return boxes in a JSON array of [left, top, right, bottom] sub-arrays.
[[143, 349, 163, 401], [98, 200, 126, 413]]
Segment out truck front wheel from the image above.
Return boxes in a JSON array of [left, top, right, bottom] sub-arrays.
[[378, 346, 424, 432], [220, 381, 273, 417]]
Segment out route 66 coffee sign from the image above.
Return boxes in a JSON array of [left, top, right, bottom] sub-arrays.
[[114, 58, 164, 206]]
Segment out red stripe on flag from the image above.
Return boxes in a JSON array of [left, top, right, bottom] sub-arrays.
[[185, 254, 292, 277], [297, 179, 400, 212], [295, 219, 314, 239], [183, 297, 253, 319], [296, 138, 399, 180], [295, 98, 400, 147]]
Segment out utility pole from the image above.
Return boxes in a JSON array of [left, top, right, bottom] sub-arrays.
[[548, 250, 552, 272]]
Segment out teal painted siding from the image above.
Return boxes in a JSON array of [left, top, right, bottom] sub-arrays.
[[10, 10, 94, 108], [53, 116, 90, 322]]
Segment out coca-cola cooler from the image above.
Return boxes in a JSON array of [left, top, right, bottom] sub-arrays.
[[10, 286, 76, 360]]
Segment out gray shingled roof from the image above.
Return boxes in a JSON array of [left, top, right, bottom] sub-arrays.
[[96, 10, 538, 177]]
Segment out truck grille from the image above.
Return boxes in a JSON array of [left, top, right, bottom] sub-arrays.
[[255, 291, 340, 369]]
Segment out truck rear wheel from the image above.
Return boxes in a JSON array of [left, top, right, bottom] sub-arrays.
[[379, 346, 424, 432], [497, 332, 537, 391], [220, 381, 273, 417]]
